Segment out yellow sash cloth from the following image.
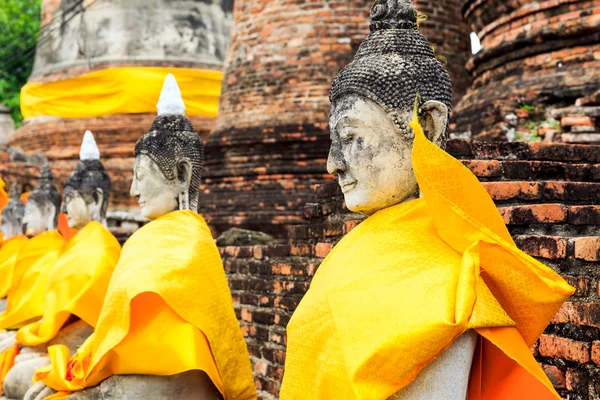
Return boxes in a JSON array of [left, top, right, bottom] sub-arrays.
[[21, 67, 222, 119], [0, 235, 29, 299], [16, 222, 120, 346], [0, 231, 65, 329], [36, 211, 256, 400], [280, 112, 574, 399]]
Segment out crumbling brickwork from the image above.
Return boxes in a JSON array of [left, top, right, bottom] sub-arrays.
[[220, 140, 600, 400], [453, 0, 600, 140]]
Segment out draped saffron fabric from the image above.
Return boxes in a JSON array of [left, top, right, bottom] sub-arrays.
[[0, 230, 65, 329], [0, 235, 28, 299], [36, 211, 256, 400], [16, 222, 120, 346], [21, 67, 222, 119], [280, 109, 574, 399]]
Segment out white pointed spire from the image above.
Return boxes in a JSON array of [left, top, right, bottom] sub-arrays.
[[156, 73, 186, 116], [80, 130, 101, 160]]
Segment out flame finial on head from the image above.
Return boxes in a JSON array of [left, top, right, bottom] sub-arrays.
[[370, 0, 418, 32], [9, 182, 20, 199], [40, 163, 53, 183], [156, 73, 186, 116], [80, 130, 101, 161]]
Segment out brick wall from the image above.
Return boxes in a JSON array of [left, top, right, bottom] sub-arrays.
[[415, 0, 472, 104], [220, 140, 600, 400], [453, 0, 600, 140]]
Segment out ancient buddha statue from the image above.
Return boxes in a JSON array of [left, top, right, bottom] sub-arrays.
[[1, 184, 26, 241], [29, 74, 256, 400], [0, 165, 66, 397], [281, 1, 574, 400], [0, 131, 121, 400], [0, 184, 28, 313]]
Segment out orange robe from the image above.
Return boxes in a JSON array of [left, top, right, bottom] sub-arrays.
[[0, 230, 65, 329], [0, 235, 29, 299], [36, 211, 256, 400], [280, 109, 574, 399], [17, 222, 120, 345]]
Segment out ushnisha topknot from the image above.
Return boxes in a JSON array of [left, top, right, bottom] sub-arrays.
[[1, 182, 26, 231], [330, 0, 452, 142], [28, 163, 62, 225], [134, 74, 205, 210], [65, 130, 111, 216]]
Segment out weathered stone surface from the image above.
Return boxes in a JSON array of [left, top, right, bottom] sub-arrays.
[[216, 228, 275, 247], [32, 0, 233, 79]]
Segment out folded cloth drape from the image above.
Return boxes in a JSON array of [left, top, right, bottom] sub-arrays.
[[21, 67, 222, 119], [0, 230, 65, 330], [280, 108, 574, 400], [0, 235, 28, 299], [16, 222, 120, 346], [36, 211, 256, 400]]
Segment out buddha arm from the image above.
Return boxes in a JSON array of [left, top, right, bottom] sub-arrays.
[[389, 331, 478, 400]]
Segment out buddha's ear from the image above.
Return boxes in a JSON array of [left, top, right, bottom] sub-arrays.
[[177, 159, 192, 190], [45, 203, 57, 230], [93, 188, 104, 206], [419, 100, 448, 145]]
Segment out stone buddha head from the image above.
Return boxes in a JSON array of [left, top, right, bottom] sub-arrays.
[[23, 164, 62, 235], [1, 183, 26, 239], [62, 130, 111, 229], [130, 74, 205, 220], [327, 0, 452, 215]]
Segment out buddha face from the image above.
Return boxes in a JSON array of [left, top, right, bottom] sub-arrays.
[[62, 187, 101, 229], [328, 94, 448, 215], [130, 154, 180, 220], [23, 200, 53, 236], [0, 211, 24, 240]]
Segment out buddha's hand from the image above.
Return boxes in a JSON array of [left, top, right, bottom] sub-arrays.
[[64, 372, 223, 400], [23, 381, 56, 400], [3, 355, 50, 400]]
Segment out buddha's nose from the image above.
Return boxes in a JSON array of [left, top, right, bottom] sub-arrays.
[[327, 142, 347, 176], [130, 179, 138, 198]]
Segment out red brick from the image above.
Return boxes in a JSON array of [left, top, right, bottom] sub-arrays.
[[541, 364, 566, 389], [573, 237, 600, 261], [345, 219, 362, 233], [538, 334, 590, 363], [481, 182, 540, 201], [499, 204, 567, 225], [315, 242, 332, 258], [462, 160, 502, 178], [563, 276, 592, 297], [290, 244, 312, 257], [566, 368, 590, 392], [514, 235, 567, 259], [552, 302, 600, 329], [241, 308, 253, 323], [592, 341, 600, 366], [561, 115, 594, 127]]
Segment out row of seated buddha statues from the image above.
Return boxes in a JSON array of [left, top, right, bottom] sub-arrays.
[[0, 0, 574, 399]]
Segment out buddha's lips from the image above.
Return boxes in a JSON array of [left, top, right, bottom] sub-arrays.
[[339, 180, 357, 193]]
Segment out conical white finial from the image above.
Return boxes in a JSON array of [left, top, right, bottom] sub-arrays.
[[156, 73, 186, 116], [80, 130, 101, 161]]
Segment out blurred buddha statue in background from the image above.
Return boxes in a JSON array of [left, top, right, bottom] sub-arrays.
[[1, 131, 121, 399]]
